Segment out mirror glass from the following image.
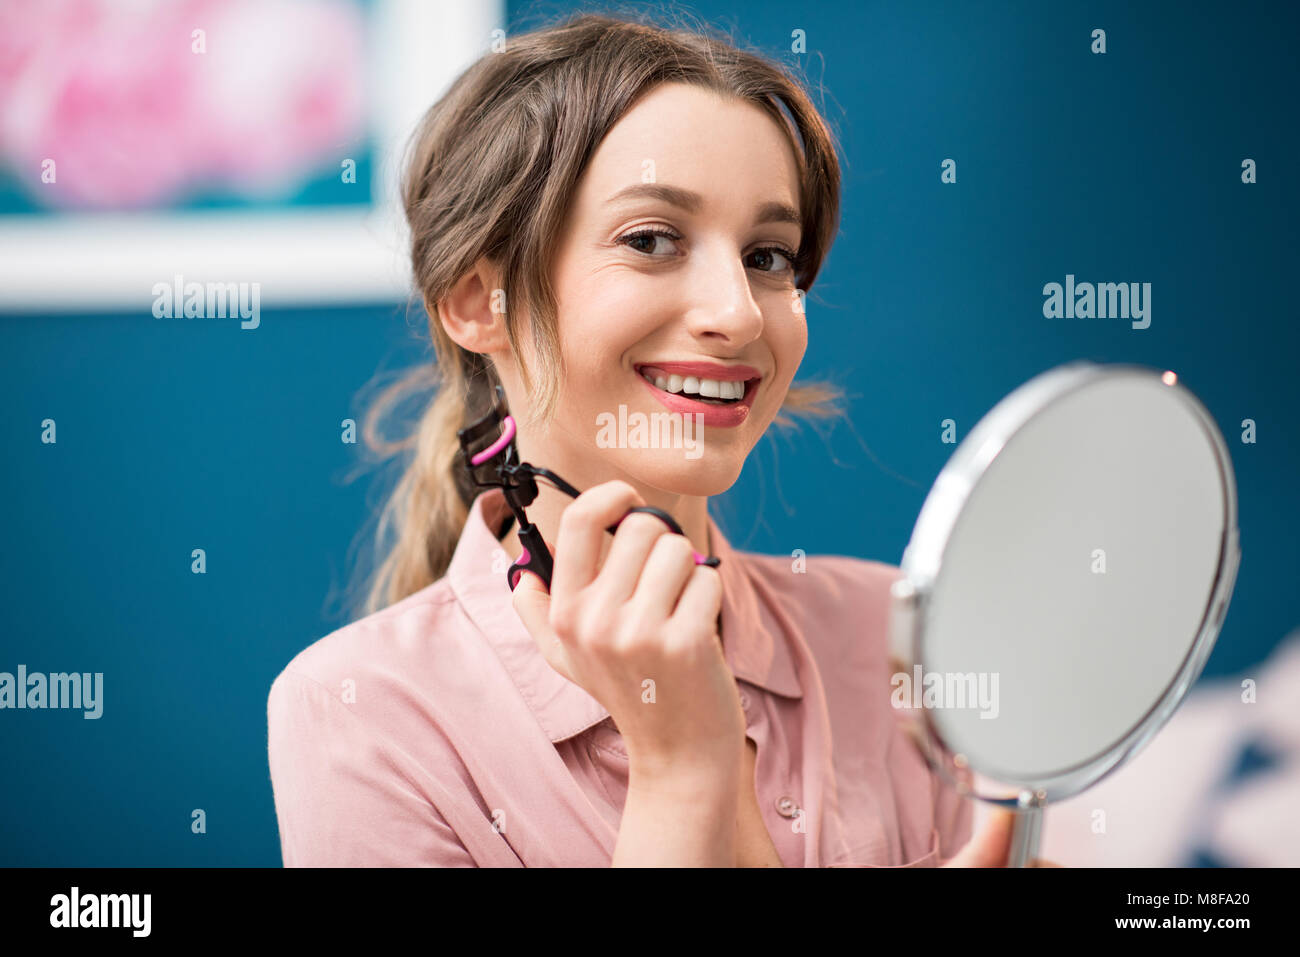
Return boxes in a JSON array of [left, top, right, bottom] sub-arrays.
[[896, 365, 1237, 803]]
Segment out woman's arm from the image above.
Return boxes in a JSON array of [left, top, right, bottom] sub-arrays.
[[267, 668, 486, 867], [735, 737, 783, 866], [612, 752, 740, 867]]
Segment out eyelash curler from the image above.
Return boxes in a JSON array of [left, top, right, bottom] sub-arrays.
[[457, 384, 722, 592]]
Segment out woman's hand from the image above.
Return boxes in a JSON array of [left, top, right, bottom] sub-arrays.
[[511, 480, 747, 776], [941, 808, 1063, 867]]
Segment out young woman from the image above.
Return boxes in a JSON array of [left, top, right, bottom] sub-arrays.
[[267, 11, 1039, 867]]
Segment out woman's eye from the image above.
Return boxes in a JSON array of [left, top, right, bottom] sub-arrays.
[[747, 246, 797, 274], [618, 228, 681, 256], [618, 229, 797, 274]]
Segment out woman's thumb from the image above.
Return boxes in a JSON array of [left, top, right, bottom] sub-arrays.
[[510, 567, 549, 627], [941, 808, 1015, 867], [510, 569, 569, 673]]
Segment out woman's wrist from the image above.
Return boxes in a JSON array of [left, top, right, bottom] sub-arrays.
[[625, 745, 742, 799], [613, 752, 741, 867]]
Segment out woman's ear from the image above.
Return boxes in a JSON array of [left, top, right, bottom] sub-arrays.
[[434, 258, 511, 355]]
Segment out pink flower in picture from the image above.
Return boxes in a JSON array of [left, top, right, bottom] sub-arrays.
[[0, 0, 367, 209]]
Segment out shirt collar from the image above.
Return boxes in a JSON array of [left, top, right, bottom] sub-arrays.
[[446, 488, 803, 743]]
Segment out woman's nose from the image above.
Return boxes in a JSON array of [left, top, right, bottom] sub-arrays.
[[681, 249, 765, 346]]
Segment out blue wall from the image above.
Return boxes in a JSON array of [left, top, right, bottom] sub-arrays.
[[2, 0, 1296, 865]]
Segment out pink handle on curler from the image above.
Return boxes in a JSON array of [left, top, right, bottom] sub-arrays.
[[471, 415, 517, 466]]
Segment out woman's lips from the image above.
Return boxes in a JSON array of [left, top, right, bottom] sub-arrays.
[[633, 365, 760, 428]]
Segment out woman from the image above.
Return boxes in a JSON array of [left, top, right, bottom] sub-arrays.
[[267, 10, 1041, 867]]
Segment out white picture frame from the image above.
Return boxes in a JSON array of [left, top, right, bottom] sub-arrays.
[[0, 0, 503, 312]]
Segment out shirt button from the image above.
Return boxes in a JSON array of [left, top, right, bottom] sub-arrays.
[[738, 689, 751, 712], [775, 796, 800, 818]]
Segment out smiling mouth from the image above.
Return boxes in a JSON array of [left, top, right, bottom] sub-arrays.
[[633, 365, 761, 405]]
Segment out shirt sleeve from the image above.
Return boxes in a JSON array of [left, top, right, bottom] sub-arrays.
[[267, 668, 478, 867]]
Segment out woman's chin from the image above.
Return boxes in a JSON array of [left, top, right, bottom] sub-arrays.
[[621, 450, 745, 498]]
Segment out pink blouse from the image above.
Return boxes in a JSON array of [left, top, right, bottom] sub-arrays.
[[267, 487, 972, 867]]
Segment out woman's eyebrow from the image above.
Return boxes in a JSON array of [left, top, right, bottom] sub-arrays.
[[604, 183, 800, 227]]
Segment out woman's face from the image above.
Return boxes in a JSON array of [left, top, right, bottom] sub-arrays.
[[510, 81, 809, 498]]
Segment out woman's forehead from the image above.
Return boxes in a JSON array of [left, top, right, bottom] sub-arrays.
[[576, 86, 802, 219]]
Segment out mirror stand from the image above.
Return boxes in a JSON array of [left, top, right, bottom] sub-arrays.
[[1008, 791, 1046, 868]]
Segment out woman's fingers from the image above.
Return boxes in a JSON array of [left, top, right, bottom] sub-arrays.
[[592, 510, 671, 605], [549, 481, 644, 599], [941, 808, 1015, 867], [668, 563, 724, 631], [629, 531, 699, 619], [940, 808, 1066, 867]]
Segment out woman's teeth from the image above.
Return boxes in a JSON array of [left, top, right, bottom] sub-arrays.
[[640, 370, 745, 402]]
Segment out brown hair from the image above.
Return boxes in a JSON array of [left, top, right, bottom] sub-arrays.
[[351, 7, 846, 618]]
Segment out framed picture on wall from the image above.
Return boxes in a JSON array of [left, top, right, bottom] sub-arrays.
[[0, 0, 501, 312]]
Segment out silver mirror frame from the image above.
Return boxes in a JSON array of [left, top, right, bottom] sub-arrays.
[[889, 361, 1241, 825]]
